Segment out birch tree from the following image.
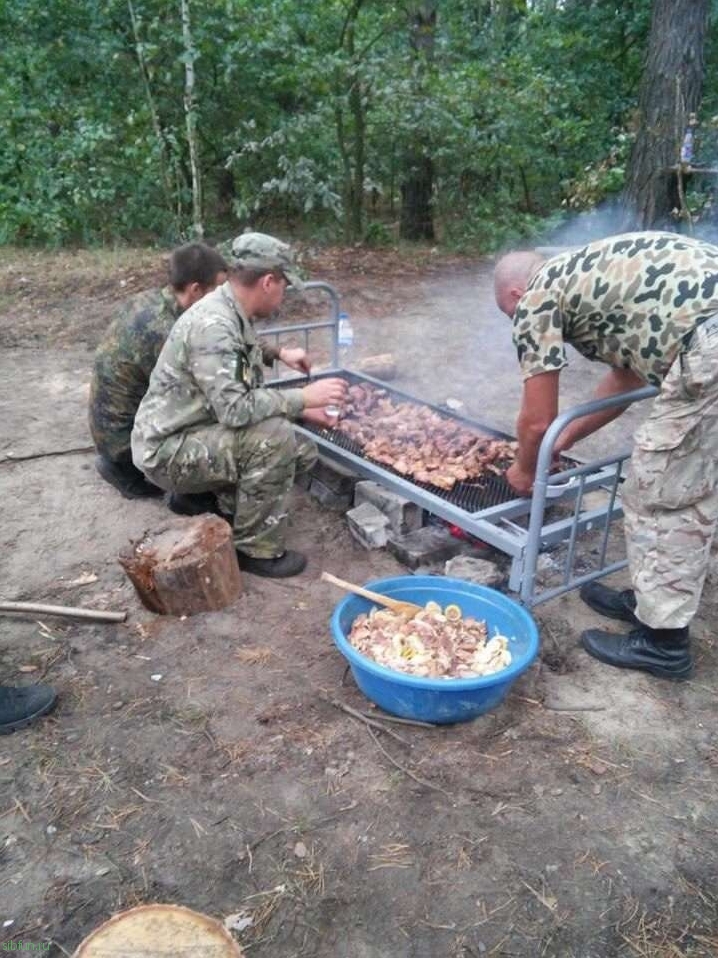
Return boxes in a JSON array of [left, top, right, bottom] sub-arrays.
[[181, 0, 203, 237]]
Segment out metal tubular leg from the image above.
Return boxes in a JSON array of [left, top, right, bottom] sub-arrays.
[[521, 385, 657, 607], [597, 465, 623, 569], [562, 475, 586, 585]]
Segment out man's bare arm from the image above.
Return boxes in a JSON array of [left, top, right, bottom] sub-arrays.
[[506, 372, 560, 495]]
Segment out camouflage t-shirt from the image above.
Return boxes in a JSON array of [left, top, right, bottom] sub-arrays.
[[512, 232, 718, 386], [89, 286, 180, 460], [131, 281, 304, 469]]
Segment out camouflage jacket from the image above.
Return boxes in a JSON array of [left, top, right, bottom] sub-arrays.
[[513, 232, 718, 387], [89, 286, 180, 459], [131, 281, 304, 468]]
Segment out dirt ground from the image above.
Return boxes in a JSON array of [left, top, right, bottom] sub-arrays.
[[1, 245, 717, 958]]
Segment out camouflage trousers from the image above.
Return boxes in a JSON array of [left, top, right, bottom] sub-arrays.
[[142, 418, 317, 558], [623, 314, 718, 629]]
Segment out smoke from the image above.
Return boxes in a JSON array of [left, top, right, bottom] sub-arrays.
[[535, 200, 628, 252], [689, 217, 718, 246]]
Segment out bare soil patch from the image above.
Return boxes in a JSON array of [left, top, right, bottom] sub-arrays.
[[1, 245, 716, 958]]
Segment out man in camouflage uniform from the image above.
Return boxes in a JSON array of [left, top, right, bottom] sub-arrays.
[[131, 232, 348, 578], [494, 231, 718, 679], [89, 242, 228, 499]]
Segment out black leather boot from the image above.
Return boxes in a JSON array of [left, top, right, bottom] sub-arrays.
[[236, 550, 307, 578], [580, 581, 637, 624], [0, 684, 58, 734], [166, 492, 223, 517], [581, 624, 692, 680], [95, 455, 163, 499]]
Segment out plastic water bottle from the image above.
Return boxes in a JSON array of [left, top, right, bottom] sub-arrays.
[[681, 128, 694, 164], [338, 311, 354, 349]]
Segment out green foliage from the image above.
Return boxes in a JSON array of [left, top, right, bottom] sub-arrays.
[[363, 220, 394, 247], [0, 0, 668, 248], [563, 131, 635, 212]]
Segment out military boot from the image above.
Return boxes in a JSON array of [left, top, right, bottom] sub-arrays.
[[0, 683, 58, 734], [236, 550, 307, 578], [581, 624, 692, 680], [580, 581, 637, 624], [95, 455, 163, 499], [166, 492, 224, 517]]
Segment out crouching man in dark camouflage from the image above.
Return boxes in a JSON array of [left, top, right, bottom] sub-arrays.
[[494, 231, 718, 679], [89, 242, 228, 499], [131, 232, 348, 579]]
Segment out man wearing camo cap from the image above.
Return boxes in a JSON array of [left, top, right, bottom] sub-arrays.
[[494, 231, 718, 680], [131, 232, 347, 578]]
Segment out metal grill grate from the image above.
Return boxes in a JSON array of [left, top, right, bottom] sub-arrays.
[[274, 370, 523, 512]]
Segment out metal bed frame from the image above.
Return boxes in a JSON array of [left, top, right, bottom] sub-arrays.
[[265, 282, 658, 608]]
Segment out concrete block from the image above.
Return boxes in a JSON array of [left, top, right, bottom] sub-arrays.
[[294, 470, 312, 491], [412, 564, 445, 577], [346, 501, 391, 549], [387, 525, 466, 570], [311, 456, 358, 496], [353, 480, 423, 535], [309, 477, 353, 510], [444, 555, 503, 587]]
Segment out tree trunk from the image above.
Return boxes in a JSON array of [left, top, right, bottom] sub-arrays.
[[399, 3, 436, 242], [335, 0, 366, 242], [348, 59, 366, 240], [127, 0, 175, 223], [620, 0, 709, 230], [181, 0, 203, 237], [400, 155, 435, 240]]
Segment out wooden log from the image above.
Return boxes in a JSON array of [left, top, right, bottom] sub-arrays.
[[355, 353, 398, 381], [119, 515, 242, 616]]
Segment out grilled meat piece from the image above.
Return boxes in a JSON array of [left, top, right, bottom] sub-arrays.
[[335, 383, 517, 488]]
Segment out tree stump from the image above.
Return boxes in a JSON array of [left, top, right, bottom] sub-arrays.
[[73, 903, 244, 957], [119, 515, 242, 616]]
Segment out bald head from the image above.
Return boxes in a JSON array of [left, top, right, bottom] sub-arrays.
[[493, 251, 545, 318]]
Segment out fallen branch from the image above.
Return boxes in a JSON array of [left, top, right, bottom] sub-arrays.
[[0, 445, 94, 465], [365, 725, 454, 799], [0, 601, 127, 623], [358, 708, 437, 729], [543, 703, 607, 712], [322, 696, 410, 745]]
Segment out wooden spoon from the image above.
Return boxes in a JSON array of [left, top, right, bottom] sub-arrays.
[[321, 571, 424, 617]]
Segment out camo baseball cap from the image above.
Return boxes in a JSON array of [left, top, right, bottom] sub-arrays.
[[228, 231, 304, 290]]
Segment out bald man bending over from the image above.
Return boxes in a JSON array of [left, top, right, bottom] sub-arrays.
[[494, 231, 718, 681]]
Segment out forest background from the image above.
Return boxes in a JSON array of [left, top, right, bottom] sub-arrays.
[[2, 0, 717, 252]]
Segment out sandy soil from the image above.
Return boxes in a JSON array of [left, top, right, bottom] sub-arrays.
[[0, 245, 716, 957]]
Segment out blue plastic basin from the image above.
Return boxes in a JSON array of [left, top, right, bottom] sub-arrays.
[[330, 576, 539, 724]]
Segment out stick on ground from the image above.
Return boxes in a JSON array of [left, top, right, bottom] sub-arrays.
[[0, 601, 126, 623]]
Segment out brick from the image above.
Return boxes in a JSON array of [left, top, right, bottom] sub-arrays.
[[444, 555, 504, 587], [309, 477, 353, 510], [387, 525, 466, 570], [294, 470, 312, 491], [346, 501, 390, 549], [353, 480, 423, 535], [310, 456, 358, 496]]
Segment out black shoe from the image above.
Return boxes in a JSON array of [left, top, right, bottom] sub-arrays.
[[236, 549, 307, 578], [580, 581, 638, 625], [581, 624, 693, 680], [95, 455, 163, 500], [0, 684, 58, 734], [166, 492, 222, 517]]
